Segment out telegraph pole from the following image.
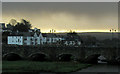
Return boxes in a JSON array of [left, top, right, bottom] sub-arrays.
[[110, 29, 117, 60]]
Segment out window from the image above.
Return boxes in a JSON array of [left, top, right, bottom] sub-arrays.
[[54, 39, 57, 42], [18, 39, 20, 42], [24, 38, 27, 40], [59, 39, 61, 41], [35, 39, 37, 41], [43, 42, 45, 44], [51, 38, 53, 41], [47, 38, 49, 41], [31, 42, 33, 45], [40, 39, 42, 41]]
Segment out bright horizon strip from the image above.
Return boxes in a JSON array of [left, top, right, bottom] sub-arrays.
[[1, 21, 118, 33], [41, 30, 118, 33]]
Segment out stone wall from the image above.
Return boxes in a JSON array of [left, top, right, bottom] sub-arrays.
[[2, 44, 119, 61]]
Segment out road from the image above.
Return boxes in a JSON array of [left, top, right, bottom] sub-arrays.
[[38, 64, 120, 74], [69, 64, 120, 74], [78, 64, 119, 72]]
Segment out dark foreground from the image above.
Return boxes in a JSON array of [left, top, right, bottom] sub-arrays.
[[2, 61, 91, 73], [78, 64, 120, 72]]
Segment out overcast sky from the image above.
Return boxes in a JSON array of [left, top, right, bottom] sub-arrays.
[[2, 2, 118, 32]]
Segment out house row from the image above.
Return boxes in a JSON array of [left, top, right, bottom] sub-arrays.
[[7, 28, 82, 46], [8, 33, 64, 45]]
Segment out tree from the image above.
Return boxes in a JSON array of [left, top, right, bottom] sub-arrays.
[[83, 35, 97, 46], [13, 19, 32, 32], [7, 23, 14, 30], [9, 19, 17, 26], [2, 31, 10, 44], [67, 31, 80, 41], [21, 19, 32, 29]]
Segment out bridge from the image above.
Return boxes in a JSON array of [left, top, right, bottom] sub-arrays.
[[2, 44, 120, 63]]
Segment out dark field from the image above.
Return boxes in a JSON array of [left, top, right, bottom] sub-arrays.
[[2, 61, 91, 72]]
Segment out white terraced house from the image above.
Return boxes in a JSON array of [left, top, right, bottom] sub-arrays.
[[8, 36, 23, 45], [7, 28, 65, 45], [8, 33, 65, 45], [7, 28, 82, 46]]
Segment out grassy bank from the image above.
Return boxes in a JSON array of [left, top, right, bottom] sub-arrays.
[[2, 61, 91, 72]]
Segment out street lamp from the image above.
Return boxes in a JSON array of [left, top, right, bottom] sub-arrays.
[[110, 29, 116, 40], [50, 29, 56, 33]]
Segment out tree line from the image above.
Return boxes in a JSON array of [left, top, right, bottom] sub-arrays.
[[7, 19, 32, 32]]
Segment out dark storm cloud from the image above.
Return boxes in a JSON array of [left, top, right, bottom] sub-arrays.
[[3, 2, 117, 16], [2, 2, 118, 32]]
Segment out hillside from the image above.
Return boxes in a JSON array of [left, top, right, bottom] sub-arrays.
[[55, 32, 119, 40]]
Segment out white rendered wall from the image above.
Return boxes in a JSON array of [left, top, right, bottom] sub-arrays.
[[26, 37, 32, 45], [8, 36, 23, 45]]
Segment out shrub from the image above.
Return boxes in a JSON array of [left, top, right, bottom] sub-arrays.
[[107, 59, 119, 65]]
